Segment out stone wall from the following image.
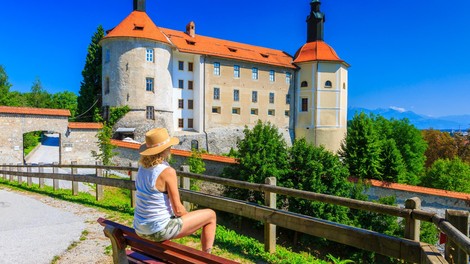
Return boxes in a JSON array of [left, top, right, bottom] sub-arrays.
[[62, 128, 101, 165]]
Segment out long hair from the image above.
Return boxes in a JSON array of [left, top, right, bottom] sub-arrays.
[[139, 148, 170, 168]]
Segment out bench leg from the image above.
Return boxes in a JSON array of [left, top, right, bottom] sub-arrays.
[[103, 225, 129, 264]]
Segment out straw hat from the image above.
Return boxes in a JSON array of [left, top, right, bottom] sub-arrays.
[[139, 128, 179, 156]]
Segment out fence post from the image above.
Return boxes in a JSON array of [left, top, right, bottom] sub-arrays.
[[9, 163, 13, 181], [264, 177, 277, 253], [404, 197, 421, 241], [1, 164, 5, 180], [53, 162, 59, 191], [180, 165, 191, 211], [27, 166, 32, 187], [17, 163, 23, 184], [71, 161, 78, 196], [96, 161, 103, 201], [445, 209, 469, 264], [38, 163, 44, 188], [130, 162, 137, 208]]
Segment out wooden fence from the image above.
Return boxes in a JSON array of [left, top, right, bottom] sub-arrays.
[[1, 163, 469, 264]]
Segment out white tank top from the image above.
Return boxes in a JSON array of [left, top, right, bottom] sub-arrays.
[[133, 162, 174, 234]]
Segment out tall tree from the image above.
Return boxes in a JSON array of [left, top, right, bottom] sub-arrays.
[[0, 65, 13, 105], [422, 129, 457, 168], [379, 139, 406, 183], [454, 132, 470, 163], [26, 78, 52, 108], [51, 91, 78, 118], [340, 112, 382, 180], [77, 25, 104, 121], [421, 157, 470, 193]]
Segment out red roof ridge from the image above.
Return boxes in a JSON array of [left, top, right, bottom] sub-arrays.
[[0, 106, 70, 117], [293, 40, 347, 65], [68, 122, 103, 129]]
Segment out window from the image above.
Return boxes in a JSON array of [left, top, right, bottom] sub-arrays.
[[214, 87, 220, 100], [105, 77, 110, 94], [269, 92, 275, 104], [301, 81, 308, 87], [188, 62, 193, 72], [343, 83, 346, 89], [234, 65, 240, 78], [178, 99, 184, 109], [252, 67, 258, 80], [105, 49, 110, 63], [191, 139, 198, 149], [212, 106, 221, 113], [232, 108, 240, 114], [178, 61, 184, 71], [188, 80, 193, 90], [269, 70, 275, 82], [285, 110, 290, 116], [251, 108, 258, 115], [214, 62, 220, 75], [146, 78, 154, 92], [178, 119, 184, 128], [146, 48, 154, 62], [178, 80, 184, 89], [286, 72, 291, 84], [146, 106, 154, 119], [286, 94, 290, 104], [268, 109, 275, 116], [188, 119, 194, 129], [252, 91, 258, 103], [301, 98, 308, 112], [233, 89, 239, 101], [325, 80, 332, 88], [188, 100, 193, 109]]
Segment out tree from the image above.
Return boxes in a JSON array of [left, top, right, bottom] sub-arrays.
[[223, 120, 289, 204], [77, 25, 104, 121], [91, 123, 116, 165], [379, 139, 406, 183], [422, 129, 457, 168], [286, 138, 352, 224], [0, 65, 13, 105], [51, 91, 78, 119], [421, 157, 470, 193], [187, 149, 206, 191], [26, 78, 52, 108], [454, 132, 470, 164], [340, 112, 382, 180]]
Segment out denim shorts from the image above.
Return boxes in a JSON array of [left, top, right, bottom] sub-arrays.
[[137, 217, 183, 242]]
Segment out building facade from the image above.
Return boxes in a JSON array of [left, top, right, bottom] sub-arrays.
[[100, 0, 348, 154]]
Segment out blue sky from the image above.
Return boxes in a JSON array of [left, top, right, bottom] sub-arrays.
[[1, 0, 469, 117]]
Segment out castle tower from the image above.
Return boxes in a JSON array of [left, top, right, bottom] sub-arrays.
[[100, 0, 176, 138], [293, 0, 349, 153]]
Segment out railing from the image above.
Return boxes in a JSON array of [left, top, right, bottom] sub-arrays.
[[1, 163, 469, 264]]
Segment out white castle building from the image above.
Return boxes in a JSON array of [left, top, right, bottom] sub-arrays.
[[100, 0, 349, 154]]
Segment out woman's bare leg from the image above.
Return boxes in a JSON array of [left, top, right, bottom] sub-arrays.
[[174, 209, 216, 252]]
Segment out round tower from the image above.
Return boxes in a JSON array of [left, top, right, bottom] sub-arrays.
[[100, 0, 175, 139], [293, 0, 349, 153]]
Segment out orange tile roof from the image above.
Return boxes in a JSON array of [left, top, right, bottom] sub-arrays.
[[293, 41, 346, 65], [103, 11, 170, 44], [68, 122, 103, 129], [111, 139, 238, 164], [160, 28, 296, 69], [0, 106, 70, 117]]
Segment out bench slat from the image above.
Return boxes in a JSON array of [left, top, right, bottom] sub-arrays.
[[126, 250, 166, 264]]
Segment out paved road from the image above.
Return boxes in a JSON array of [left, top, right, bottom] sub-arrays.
[[0, 190, 86, 264]]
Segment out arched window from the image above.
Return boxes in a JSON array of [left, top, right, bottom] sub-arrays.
[[191, 140, 199, 150], [325, 80, 332, 88], [301, 81, 308, 87]]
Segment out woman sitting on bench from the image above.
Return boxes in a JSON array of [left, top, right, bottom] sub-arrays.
[[134, 128, 216, 253]]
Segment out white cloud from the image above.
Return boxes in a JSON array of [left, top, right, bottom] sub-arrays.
[[390, 106, 406, 113]]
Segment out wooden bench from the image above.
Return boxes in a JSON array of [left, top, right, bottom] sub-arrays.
[[98, 218, 239, 264]]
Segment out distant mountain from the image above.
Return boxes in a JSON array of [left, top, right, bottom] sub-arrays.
[[348, 107, 470, 130]]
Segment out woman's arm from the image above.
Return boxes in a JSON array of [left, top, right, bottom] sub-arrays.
[[161, 167, 188, 217]]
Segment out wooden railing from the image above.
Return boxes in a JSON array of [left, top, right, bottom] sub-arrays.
[[1, 163, 469, 264]]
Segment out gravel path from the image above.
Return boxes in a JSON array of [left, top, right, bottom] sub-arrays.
[[0, 187, 112, 264]]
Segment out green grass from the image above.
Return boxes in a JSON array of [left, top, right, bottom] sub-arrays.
[[0, 178, 332, 263]]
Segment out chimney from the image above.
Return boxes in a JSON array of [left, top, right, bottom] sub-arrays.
[[133, 0, 146, 12], [306, 0, 325, 42], [186, 21, 195, 37]]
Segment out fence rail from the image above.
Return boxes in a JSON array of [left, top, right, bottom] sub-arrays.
[[1, 163, 469, 264]]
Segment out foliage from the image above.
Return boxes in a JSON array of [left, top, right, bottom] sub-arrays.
[[25, 78, 52, 108], [77, 25, 104, 122], [379, 139, 406, 183], [187, 149, 206, 191], [421, 157, 470, 193], [23, 131, 41, 156], [286, 138, 352, 224], [0, 65, 13, 105], [420, 221, 439, 245], [454, 132, 470, 164], [51, 91, 78, 119], [422, 129, 457, 168], [91, 123, 117, 165], [340, 112, 382, 179], [223, 120, 289, 204]]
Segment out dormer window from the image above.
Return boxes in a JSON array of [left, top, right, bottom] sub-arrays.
[[325, 80, 332, 88], [228, 47, 237, 52], [260, 53, 269, 58], [186, 40, 196, 45], [134, 24, 144, 30]]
